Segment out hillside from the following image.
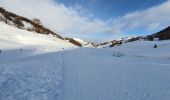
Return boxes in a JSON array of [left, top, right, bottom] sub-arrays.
[[152, 26, 170, 40], [0, 7, 82, 47], [0, 22, 75, 51]]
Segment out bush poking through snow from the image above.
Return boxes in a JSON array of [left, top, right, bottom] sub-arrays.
[[32, 18, 42, 25], [113, 52, 124, 57], [154, 44, 158, 48], [13, 17, 24, 29], [117, 41, 123, 46]]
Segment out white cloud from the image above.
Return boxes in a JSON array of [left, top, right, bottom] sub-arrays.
[[111, 0, 170, 34], [0, 0, 111, 35], [0, 0, 170, 41]]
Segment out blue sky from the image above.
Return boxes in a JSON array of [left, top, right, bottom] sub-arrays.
[[56, 0, 166, 19], [1, 0, 170, 42], [54, 0, 168, 41]]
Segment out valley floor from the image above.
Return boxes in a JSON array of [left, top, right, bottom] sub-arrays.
[[0, 40, 170, 100]]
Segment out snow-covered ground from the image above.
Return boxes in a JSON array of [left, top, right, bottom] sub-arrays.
[[0, 22, 170, 100], [0, 22, 75, 100], [62, 45, 170, 100]]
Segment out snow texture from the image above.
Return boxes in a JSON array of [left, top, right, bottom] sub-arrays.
[[0, 22, 170, 100]]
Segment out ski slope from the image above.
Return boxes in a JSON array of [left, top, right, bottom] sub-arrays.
[[0, 22, 170, 100]]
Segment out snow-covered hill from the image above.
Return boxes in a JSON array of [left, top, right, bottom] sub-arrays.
[[0, 22, 75, 51], [0, 7, 86, 47]]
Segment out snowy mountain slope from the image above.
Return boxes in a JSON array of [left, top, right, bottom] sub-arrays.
[[0, 7, 85, 47], [0, 22, 75, 51], [0, 7, 63, 39]]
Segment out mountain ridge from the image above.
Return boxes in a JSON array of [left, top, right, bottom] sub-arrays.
[[0, 7, 82, 47]]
